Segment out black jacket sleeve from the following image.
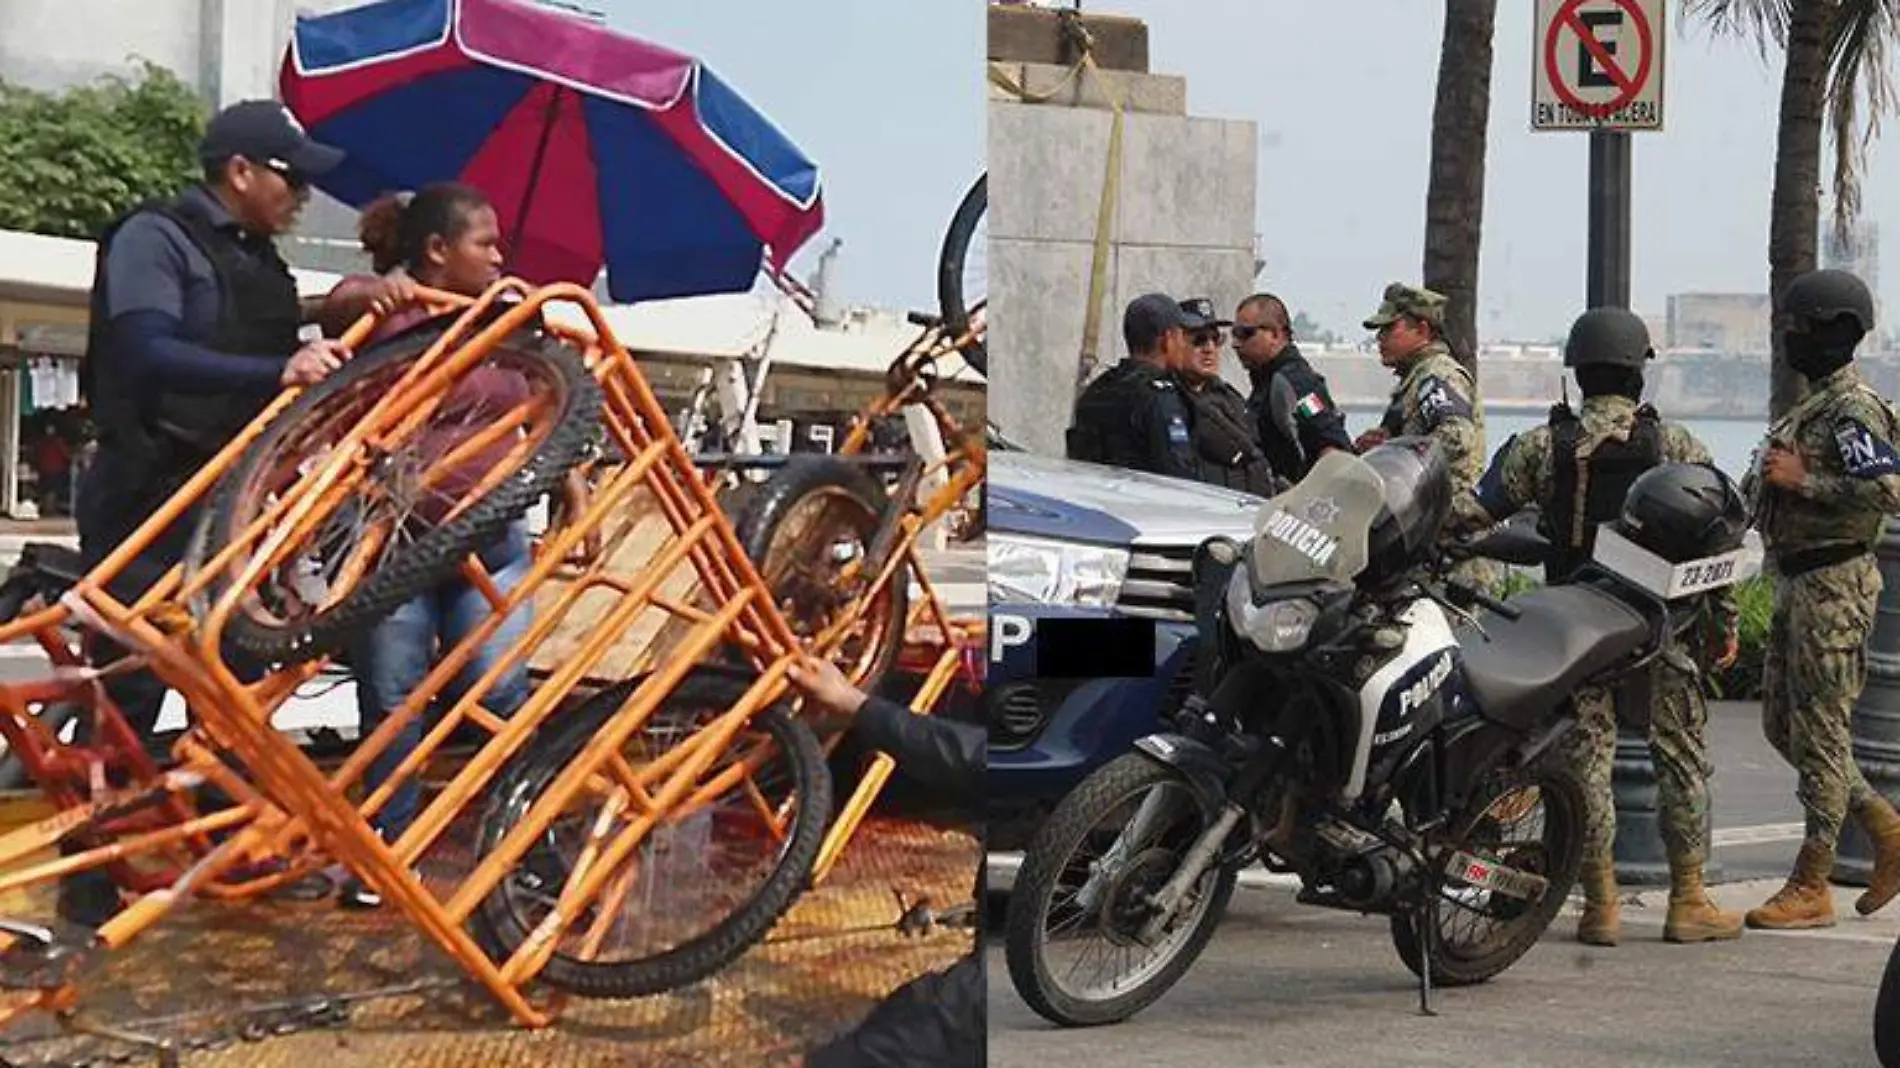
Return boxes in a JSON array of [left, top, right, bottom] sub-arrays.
[[805, 953, 985, 1067], [1282, 363, 1354, 458], [853, 695, 985, 817], [1133, 388, 1197, 480]]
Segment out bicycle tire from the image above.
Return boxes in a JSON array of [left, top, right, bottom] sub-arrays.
[[469, 668, 831, 997], [937, 173, 987, 377], [190, 325, 601, 664], [732, 455, 907, 690]]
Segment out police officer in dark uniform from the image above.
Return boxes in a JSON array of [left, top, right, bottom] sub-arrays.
[[1065, 293, 1196, 478], [63, 100, 357, 925], [1230, 292, 1352, 483], [1173, 297, 1280, 496]]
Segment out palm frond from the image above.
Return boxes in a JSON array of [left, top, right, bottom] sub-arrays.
[[1823, 0, 1900, 239], [1685, 0, 1794, 60]]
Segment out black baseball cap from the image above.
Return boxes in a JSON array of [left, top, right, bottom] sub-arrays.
[[199, 100, 345, 180], [1123, 292, 1192, 352], [1178, 297, 1233, 331]]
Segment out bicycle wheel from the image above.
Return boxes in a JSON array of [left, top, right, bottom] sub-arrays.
[[189, 324, 601, 664], [733, 456, 907, 689], [469, 668, 831, 997], [937, 173, 987, 377]]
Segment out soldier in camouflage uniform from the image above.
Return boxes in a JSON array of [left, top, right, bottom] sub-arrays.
[[1460, 307, 1743, 946], [1740, 268, 1900, 930], [1354, 282, 1494, 587]]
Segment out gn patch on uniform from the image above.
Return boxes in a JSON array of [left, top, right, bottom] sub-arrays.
[[1835, 417, 1900, 478], [1417, 376, 1472, 429]]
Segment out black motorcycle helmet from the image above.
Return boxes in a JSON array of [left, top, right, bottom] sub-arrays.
[[1614, 463, 1748, 563], [1564, 306, 1654, 368], [1359, 436, 1452, 587], [1782, 268, 1876, 334]]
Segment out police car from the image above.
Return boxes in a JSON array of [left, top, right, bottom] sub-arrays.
[[986, 432, 1266, 851]]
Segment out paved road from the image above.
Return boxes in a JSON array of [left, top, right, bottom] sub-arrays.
[[988, 881, 1893, 1068], [988, 701, 1897, 1067]]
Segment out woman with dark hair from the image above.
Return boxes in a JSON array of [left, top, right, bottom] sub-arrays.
[[324, 182, 534, 909]]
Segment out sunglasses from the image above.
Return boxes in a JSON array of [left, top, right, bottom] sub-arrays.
[[256, 157, 310, 191], [1190, 330, 1224, 348], [1231, 324, 1282, 342]]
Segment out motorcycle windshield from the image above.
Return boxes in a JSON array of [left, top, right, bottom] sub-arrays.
[[1246, 449, 1386, 587]]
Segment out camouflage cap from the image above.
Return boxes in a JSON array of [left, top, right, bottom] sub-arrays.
[[1362, 282, 1448, 330]]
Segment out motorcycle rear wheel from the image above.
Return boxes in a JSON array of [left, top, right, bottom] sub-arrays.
[[1875, 929, 1900, 1066], [1004, 752, 1238, 1027], [1391, 759, 1584, 987]]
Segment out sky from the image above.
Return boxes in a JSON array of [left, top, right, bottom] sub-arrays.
[[594, 3, 1900, 342], [604, 0, 984, 315], [1093, 0, 1900, 342]]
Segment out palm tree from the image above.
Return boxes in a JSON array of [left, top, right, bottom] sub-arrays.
[[1422, 0, 1499, 379], [1688, 0, 1898, 417]]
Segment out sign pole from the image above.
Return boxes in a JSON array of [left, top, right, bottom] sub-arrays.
[[1585, 129, 1632, 309], [1535, 0, 1690, 885]]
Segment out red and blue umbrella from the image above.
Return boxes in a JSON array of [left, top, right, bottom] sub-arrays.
[[280, 0, 825, 303]]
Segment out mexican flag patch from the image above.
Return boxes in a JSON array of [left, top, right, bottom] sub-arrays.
[[1295, 393, 1327, 418]]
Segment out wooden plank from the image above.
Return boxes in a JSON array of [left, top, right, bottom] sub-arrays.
[[527, 481, 711, 686]]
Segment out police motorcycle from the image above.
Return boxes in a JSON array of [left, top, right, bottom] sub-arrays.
[[1002, 437, 1760, 1027]]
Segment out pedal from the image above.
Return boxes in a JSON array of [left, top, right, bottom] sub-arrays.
[[0, 920, 97, 991]]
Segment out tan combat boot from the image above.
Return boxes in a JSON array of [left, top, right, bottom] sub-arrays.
[[1577, 855, 1621, 946], [1745, 840, 1837, 930], [1663, 855, 1744, 943], [1855, 796, 1900, 916]]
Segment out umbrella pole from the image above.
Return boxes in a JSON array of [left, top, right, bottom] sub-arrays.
[[512, 87, 566, 257]]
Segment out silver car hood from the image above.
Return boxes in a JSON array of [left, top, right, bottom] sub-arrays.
[[990, 450, 1266, 546]]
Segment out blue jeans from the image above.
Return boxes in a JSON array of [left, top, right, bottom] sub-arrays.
[[351, 522, 532, 842]]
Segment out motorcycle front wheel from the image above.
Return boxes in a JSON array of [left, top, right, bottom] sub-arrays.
[[1391, 759, 1584, 986], [1004, 752, 1238, 1027]]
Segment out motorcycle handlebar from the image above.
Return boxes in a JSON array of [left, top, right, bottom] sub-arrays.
[[1445, 578, 1521, 621]]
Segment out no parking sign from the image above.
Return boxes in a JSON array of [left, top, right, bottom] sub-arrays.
[[1532, 0, 1666, 132]]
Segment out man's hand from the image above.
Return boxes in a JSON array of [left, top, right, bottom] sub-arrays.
[[1762, 445, 1808, 491], [1713, 628, 1740, 671], [363, 269, 419, 317], [1353, 427, 1389, 453], [785, 655, 868, 731], [281, 339, 352, 387]]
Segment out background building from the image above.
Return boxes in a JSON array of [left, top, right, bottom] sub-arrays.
[[1665, 293, 1773, 354]]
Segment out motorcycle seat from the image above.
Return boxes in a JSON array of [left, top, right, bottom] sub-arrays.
[[1456, 583, 1651, 729]]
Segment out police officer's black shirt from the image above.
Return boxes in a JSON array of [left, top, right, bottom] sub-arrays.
[[1246, 343, 1353, 482], [1066, 358, 1196, 479]]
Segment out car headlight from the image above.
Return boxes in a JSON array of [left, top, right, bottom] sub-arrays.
[[988, 534, 1129, 608], [1225, 569, 1320, 652]]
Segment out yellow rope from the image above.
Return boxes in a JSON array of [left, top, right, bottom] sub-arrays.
[[986, 12, 1125, 397]]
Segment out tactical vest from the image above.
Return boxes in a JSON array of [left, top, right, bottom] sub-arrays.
[[1068, 362, 1167, 470], [1540, 401, 1664, 583], [83, 194, 302, 503], [1179, 383, 1279, 496]]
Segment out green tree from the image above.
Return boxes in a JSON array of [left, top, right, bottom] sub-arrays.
[[1289, 311, 1338, 344], [0, 60, 208, 241], [1688, 0, 1897, 417]]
